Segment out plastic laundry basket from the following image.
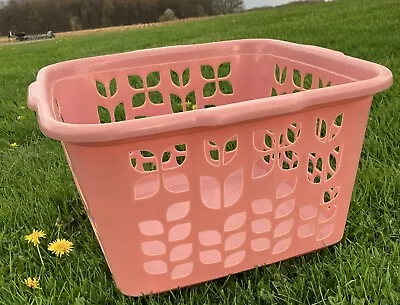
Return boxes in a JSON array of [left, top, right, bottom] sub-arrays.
[[27, 39, 392, 296]]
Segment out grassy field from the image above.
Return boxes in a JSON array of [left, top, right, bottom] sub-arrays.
[[0, 0, 399, 304]]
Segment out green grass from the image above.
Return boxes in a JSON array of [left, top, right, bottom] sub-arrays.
[[1, 0, 400, 303]]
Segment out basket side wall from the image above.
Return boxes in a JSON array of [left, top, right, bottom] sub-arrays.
[[63, 96, 372, 296]]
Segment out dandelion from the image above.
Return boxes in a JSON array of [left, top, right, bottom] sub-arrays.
[[17, 115, 24, 121], [24, 277, 40, 289], [48, 239, 73, 257], [9, 142, 18, 148], [24, 230, 46, 247], [192, 104, 197, 110]]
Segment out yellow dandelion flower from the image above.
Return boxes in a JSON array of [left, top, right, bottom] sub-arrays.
[[192, 104, 197, 110], [24, 229, 46, 247], [48, 239, 73, 257], [24, 277, 40, 289], [17, 115, 24, 121], [9, 142, 18, 148]]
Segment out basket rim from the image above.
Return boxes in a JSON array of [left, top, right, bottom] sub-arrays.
[[27, 38, 393, 144]]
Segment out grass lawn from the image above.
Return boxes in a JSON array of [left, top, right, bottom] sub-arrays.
[[0, 0, 399, 303]]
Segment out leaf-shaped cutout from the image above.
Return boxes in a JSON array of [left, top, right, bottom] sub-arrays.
[[219, 81, 233, 95], [316, 157, 323, 171], [170, 145, 184, 154], [224, 250, 245, 268], [139, 220, 164, 236], [224, 212, 246, 232], [276, 179, 296, 198], [275, 64, 280, 83], [319, 78, 324, 88], [316, 118, 327, 140], [251, 219, 271, 234], [280, 67, 287, 84], [251, 238, 270, 252], [146, 72, 160, 87], [140, 151, 154, 157], [272, 237, 292, 255], [132, 93, 145, 108], [225, 139, 237, 152], [293, 69, 301, 87], [218, 62, 231, 78], [149, 91, 163, 104], [200, 250, 222, 264], [183, 68, 190, 86], [252, 199, 273, 214], [323, 187, 339, 204], [327, 81, 332, 87], [167, 201, 190, 222], [170, 94, 182, 113], [299, 205, 317, 220], [143, 162, 157, 172], [163, 172, 189, 193], [210, 149, 219, 161], [141, 241, 166, 256], [170, 70, 180, 87], [316, 224, 335, 241], [224, 168, 243, 208], [110, 78, 117, 96], [318, 206, 337, 224], [273, 219, 294, 237], [96, 81, 107, 97], [225, 232, 246, 251], [264, 131, 274, 149], [185, 91, 196, 111], [334, 113, 343, 126], [303, 73, 313, 90], [128, 75, 144, 89], [98, 106, 111, 123], [271, 87, 278, 97], [252, 155, 274, 178], [114, 103, 125, 122], [144, 260, 167, 275], [275, 199, 295, 219], [134, 175, 160, 200], [162, 151, 171, 163], [298, 224, 316, 238], [176, 156, 186, 165], [286, 124, 300, 144], [199, 230, 221, 246], [169, 223, 191, 242], [329, 153, 337, 172], [169, 243, 192, 262], [200, 176, 221, 209], [203, 82, 216, 97], [171, 262, 193, 280], [201, 65, 215, 79]]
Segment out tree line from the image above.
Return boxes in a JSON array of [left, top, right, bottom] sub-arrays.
[[0, 0, 245, 35]]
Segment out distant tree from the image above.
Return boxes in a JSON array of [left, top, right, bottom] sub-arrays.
[[195, 4, 207, 16], [212, 0, 244, 15], [0, 0, 220, 35], [159, 8, 177, 22], [101, 0, 114, 27]]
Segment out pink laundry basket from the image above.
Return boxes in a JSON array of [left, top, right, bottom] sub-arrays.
[[27, 39, 392, 296]]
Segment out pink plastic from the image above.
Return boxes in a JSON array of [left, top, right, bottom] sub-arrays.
[[27, 39, 392, 296]]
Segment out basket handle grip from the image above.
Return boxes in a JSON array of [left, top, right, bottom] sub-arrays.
[[27, 81, 41, 111]]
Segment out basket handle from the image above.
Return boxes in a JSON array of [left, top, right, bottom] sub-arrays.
[[27, 81, 41, 111]]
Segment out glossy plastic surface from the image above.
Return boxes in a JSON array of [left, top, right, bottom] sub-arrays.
[[28, 39, 392, 296]]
